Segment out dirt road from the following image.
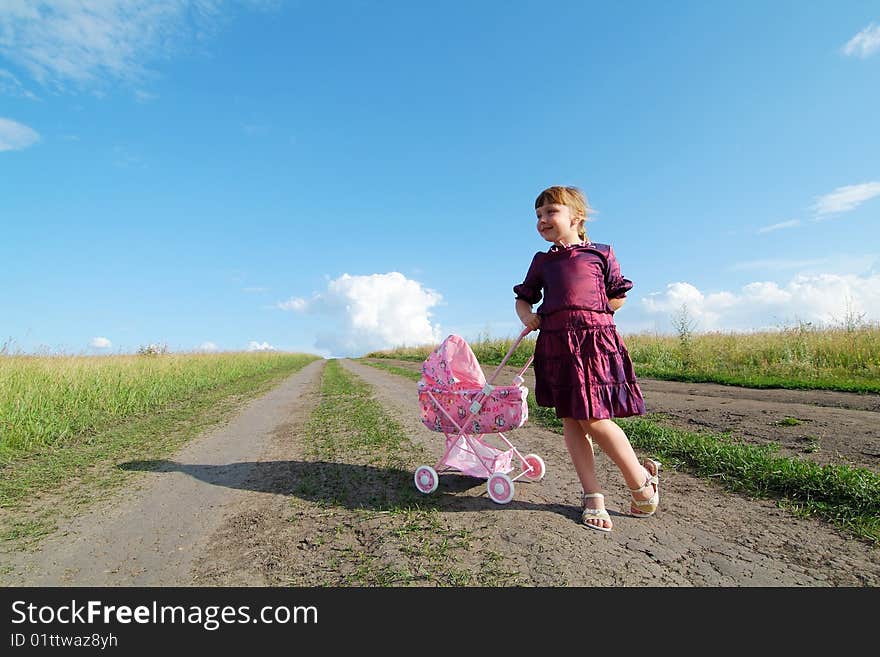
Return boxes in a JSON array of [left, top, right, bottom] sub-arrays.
[[3, 357, 878, 586]]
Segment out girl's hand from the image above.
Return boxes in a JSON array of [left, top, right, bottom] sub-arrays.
[[523, 313, 541, 331], [608, 297, 626, 312]]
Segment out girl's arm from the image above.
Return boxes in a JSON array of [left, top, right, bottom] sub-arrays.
[[604, 246, 634, 302], [514, 253, 544, 331], [516, 298, 541, 331]]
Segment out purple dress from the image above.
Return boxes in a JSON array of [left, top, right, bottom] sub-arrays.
[[514, 242, 646, 420]]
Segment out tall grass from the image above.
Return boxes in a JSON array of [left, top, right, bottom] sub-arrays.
[[365, 332, 537, 367], [625, 323, 880, 392], [0, 351, 320, 457], [365, 323, 880, 393]]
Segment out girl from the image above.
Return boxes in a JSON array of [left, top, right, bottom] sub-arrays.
[[514, 185, 659, 533]]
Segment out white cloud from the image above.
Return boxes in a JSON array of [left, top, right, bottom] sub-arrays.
[[0, 1, 254, 93], [283, 272, 443, 357], [0, 2, 282, 96], [90, 336, 112, 349], [0, 117, 40, 151], [641, 273, 880, 331], [755, 183, 880, 231], [642, 282, 723, 328], [277, 297, 308, 311], [0, 68, 37, 98], [842, 22, 880, 58], [757, 219, 801, 234], [812, 182, 880, 217], [198, 341, 218, 352], [247, 340, 275, 351], [134, 89, 158, 103]]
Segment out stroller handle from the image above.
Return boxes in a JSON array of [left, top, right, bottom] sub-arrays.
[[486, 326, 535, 386]]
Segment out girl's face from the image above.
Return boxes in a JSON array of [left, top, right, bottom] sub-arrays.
[[536, 203, 581, 245]]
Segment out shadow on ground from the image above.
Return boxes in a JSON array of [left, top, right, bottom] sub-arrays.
[[119, 458, 580, 520]]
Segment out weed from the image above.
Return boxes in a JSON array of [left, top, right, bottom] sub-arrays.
[[802, 436, 822, 453], [672, 304, 697, 371]]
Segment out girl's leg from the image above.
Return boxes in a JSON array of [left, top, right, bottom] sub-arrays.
[[562, 417, 610, 530], [579, 418, 658, 511]]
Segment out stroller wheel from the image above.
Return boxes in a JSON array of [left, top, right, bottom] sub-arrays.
[[487, 473, 515, 504], [414, 465, 439, 494], [523, 453, 546, 481]]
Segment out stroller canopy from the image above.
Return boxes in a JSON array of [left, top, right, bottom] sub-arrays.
[[421, 334, 486, 391]]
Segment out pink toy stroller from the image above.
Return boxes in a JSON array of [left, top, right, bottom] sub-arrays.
[[414, 328, 546, 504]]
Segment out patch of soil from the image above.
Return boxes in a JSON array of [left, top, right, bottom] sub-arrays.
[[637, 379, 880, 472]]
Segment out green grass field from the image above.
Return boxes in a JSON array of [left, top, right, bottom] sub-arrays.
[[0, 351, 319, 546], [365, 323, 880, 393], [0, 351, 319, 458]]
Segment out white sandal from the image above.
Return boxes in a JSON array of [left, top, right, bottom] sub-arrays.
[[581, 492, 612, 532], [629, 459, 661, 517]]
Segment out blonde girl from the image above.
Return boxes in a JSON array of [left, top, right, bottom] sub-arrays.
[[514, 185, 659, 532]]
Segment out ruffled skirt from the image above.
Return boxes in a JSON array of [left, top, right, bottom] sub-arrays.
[[534, 309, 646, 420]]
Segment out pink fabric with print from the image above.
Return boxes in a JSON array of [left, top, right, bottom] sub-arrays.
[[418, 335, 528, 476], [412, 329, 546, 502]]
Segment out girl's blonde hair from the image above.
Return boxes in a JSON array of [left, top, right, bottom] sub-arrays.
[[534, 185, 596, 240]]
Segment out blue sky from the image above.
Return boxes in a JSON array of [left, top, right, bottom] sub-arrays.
[[2, 1, 879, 357]]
